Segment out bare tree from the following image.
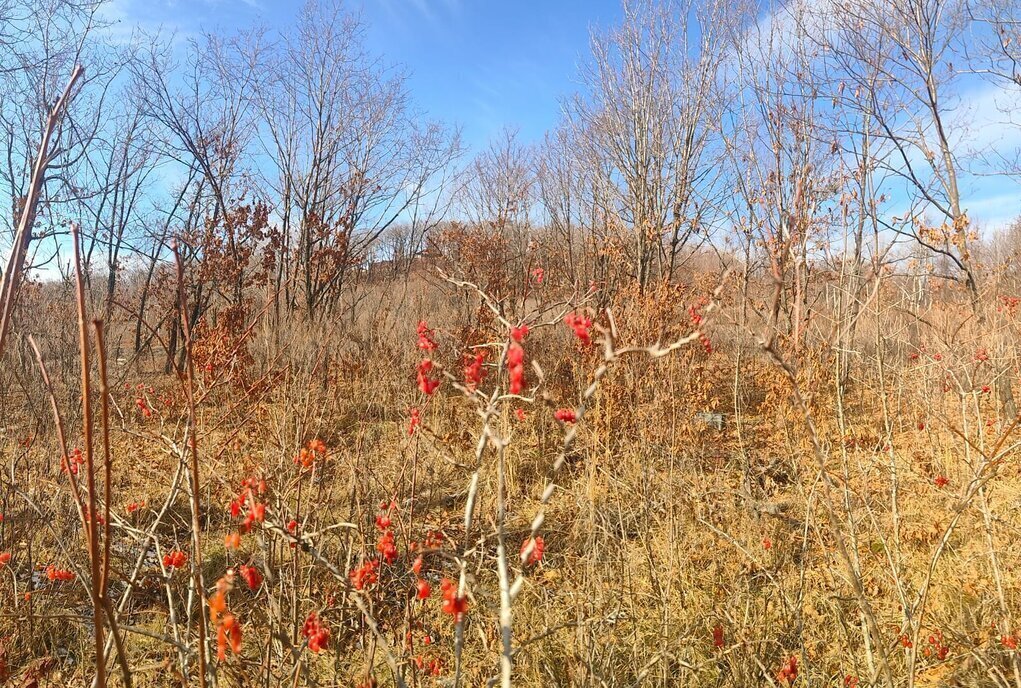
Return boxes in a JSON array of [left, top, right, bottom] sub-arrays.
[[723, 0, 838, 352], [967, 0, 1021, 86], [128, 24, 265, 365], [255, 0, 461, 319], [0, 1, 111, 356], [834, 0, 979, 306], [76, 83, 161, 321], [536, 125, 584, 280], [462, 127, 534, 231], [569, 0, 731, 289]]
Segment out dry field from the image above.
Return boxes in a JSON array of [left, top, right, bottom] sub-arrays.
[[2, 0, 1021, 686], [3, 256, 1021, 687]]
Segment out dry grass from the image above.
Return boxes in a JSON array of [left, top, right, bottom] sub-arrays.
[[1, 264, 1020, 688]]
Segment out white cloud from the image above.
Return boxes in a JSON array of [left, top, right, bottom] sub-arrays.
[[955, 80, 1021, 155]]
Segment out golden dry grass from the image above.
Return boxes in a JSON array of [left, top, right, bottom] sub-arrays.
[[1, 269, 1021, 687]]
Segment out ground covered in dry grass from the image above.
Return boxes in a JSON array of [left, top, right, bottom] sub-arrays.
[[2, 272, 1021, 688]]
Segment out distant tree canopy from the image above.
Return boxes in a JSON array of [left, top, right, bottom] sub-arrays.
[[0, 0, 1019, 339]]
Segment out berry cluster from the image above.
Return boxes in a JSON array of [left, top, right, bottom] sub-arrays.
[[417, 359, 440, 396], [413, 654, 445, 675], [293, 439, 327, 469], [62, 447, 85, 476], [923, 630, 949, 660], [45, 564, 75, 582], [520, 535, 544, 566], [776, 655, 798, 685], [209, 572, 242, 660], [163, 550, 188, 570], [564, 312, 592, 347], [83, 506, 105, 526], [416, 321, 437, 352], [440, 578, 468, 622], [688, 300, 712, 354], [507, 325, 528, 395], [375, 507, 398, 565], [239, 564, 262, 590], [464, 351, 486, 391], [229, 476, 268, 532], [350, 559, 379, 590], [301, 611, 331, 653], [999, 295, 1021, 315]]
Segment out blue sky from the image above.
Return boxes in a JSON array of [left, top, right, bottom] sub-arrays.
[[105, 0, 622, 152], [100, 0, 1021, 233], [367, 0, 621, 148]]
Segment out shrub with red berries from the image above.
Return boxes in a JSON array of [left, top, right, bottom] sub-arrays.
[[776, 655, 798, 685], [464, 351, 486, 391], [301, 612, 331, 653], [520, 535, 544, 566], [163, 549, 188, 570], [417, 359, 441, 396], [440, 578, 468, 622], [564, 311, 593, 347], [506, 325, 528, 395], [45, 564, 75, 582]]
